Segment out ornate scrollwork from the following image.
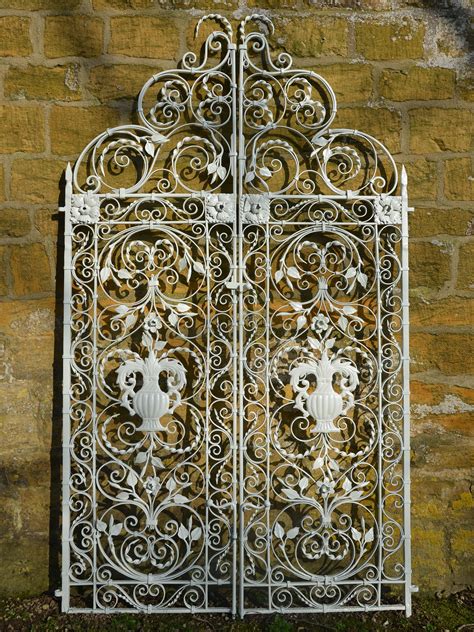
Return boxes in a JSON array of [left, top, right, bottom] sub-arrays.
[[68, 12, 401, 214], [63, 11, 410, 616], [373, 195, 402, 224]]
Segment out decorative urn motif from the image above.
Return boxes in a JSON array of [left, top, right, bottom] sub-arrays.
[[290, 337, 359, 433], [117, 331, 186, 432]]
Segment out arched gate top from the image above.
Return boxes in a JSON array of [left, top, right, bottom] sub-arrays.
[[66, 13, 407, 226]]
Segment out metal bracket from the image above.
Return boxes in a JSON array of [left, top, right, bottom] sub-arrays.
[[225, 281, 251, 291]]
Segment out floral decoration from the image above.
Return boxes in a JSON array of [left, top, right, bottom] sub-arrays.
[[311, 313, 330, 334], [240, 194, 270, 224], [373, 196, 402, 224], [70, 192, 101, 224], [204, 193, 235, 223]]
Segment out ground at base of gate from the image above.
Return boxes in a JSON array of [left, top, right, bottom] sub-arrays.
[[0, 592, 472, 632]]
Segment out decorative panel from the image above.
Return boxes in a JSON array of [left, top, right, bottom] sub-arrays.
[[60, 14, 413, 616]]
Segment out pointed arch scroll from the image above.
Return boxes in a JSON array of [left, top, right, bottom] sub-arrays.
[[68, 13, 404, 226]]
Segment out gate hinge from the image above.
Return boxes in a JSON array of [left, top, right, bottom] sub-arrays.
[[410, 584, 419, 593]]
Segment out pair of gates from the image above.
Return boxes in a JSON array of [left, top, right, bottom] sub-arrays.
[[60, 14, 413, 616]]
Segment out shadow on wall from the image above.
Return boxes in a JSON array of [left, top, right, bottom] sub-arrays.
[[49, 179, 64, 595]]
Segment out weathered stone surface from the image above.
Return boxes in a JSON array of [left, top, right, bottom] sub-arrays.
[[457, 241, 474, 290], [0, 163, 4, 202], [435, 19, 470, 59], [411, 380, 474, 435], [1, 298, 56, 338], [457, 72, 474, 103], [122, 0, 237, 7], [355, 19, 425, 60], [0, 0, 80, 7], [50, 105, 120, 155], [335, 106, 402, 153], [411, 333, 474, 376], [318, 63, 373, 103], [10, 244, 52, 296], [5, 64, 82, 101], [44, 16, 103, 59], [411, 473, 473, 590], [93, 0, 160, 7], [0, 246, 8, 295], [0, 383, 48, 453], [409, 241, 452, 294], [109, 17, 180, 60], [88, 64, 160, 102], [409, 208, 473, 238], [412, 477, 471, 520], [0, 106, 44, 154], [0, 17, 32, 57], [411, 295, 474, 329], [380, 66, 455, 101], [452, 492, 474, 513], [247, 0, 297, 7], [412, 427, 474, 470], [405, 159, 437, 201], [33, 209, 59, 239], [11, 159, 65, 205], [444, 157, 474, 201], [0, 299, 56, 384], [411, 526, 447, 590], [272, 17, 349, 58], [0, 209, 30, 238], [409, 108, 473, 153], [12, 485, 50, 536], [451, 529, 474, 585], [306, 0, 392, 7], [0, 537, 49, 597], [412, 381, 474, 408], [96, 0, 237, 7]]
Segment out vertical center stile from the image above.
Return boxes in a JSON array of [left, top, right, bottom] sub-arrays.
[[92, 221, 98, 611], [237, 40, 246, 619], [375, 222, 383, 608], [229, 40, 239, 618]]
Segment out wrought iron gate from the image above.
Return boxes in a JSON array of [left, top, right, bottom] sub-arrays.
[[60, 14, 413, 616]]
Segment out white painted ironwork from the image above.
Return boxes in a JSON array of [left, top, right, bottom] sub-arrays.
[[60, 14, 413, 617]]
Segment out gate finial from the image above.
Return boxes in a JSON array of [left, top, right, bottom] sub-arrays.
[[195, 13, 233, 40], [401, 165, 407, 197], [59, 162, 72, 213], [239, 14, 274, 41]]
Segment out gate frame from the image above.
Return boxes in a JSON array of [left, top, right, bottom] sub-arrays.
[[59, 13, 414, 616]]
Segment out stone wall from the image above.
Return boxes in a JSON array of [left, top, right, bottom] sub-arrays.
[[0, 0, 472, 598]]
